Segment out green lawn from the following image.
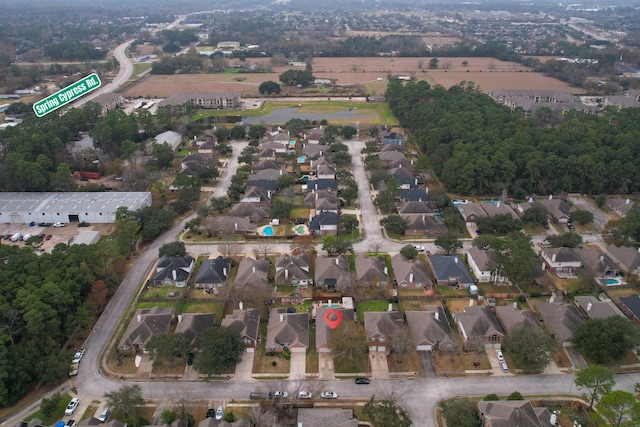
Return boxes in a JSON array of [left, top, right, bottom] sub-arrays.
[[137, 301, 182, 311], [132, 62, 152, 76], [334, 350, 370, 373], [357, 301, 400, 323], [26, 393, 73, 425], [182, 301, 225, 323]]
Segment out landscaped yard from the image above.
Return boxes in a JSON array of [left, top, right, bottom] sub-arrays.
[[357, 300, 400, 323], [605, 287, 639, 299], [399, 298, 441, 312], [387, 349, 422, 374], [306, 329, 319, 373], [106, 350, 139, 375], [182, 301, 225, 324], [252, 322, 290, 375], [334, 350, 369, 374], [26, 393, 73, 424], [446, 298, 474, 315]]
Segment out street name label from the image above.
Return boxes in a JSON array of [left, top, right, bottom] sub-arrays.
[[33, 73, 101, 117]]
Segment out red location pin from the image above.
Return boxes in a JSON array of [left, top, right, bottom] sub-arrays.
[[325, 309, 343, 330]]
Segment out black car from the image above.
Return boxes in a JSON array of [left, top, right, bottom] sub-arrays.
[[187, 352, 195, 366], [355, 377, 370, 385], [205, 408, 215, 418], [78, 221, 90, 227], [250, 392, 267, 400], [3, 234, 10, 240], [38, 222, 50, 227]]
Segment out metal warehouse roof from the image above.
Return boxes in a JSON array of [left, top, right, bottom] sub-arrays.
[[0, 192, 151, 213]]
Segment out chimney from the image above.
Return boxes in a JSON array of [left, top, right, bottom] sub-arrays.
[[335, 258, 339, 265], [234, 222, 238, 231], [497, 201, 501, 208], [285, 269, 289, 279], [549, 194, 553, 200], [280, 169, 283, 175], [513, 302, 517, 308], [415, 178, 418, 185], [268, 190, 271, 198], [384, 266, 388, 275], [425, 186, 429, 194], [178, 314, 183, 323], [252, 266, 256, 273], [529, 196, 534, 203], [280, 314, 284, 322], [435, 311, 439, 320], [409, 273, 414, 282], [587, 302, 592, 311], [552, 253, 556, 262], [388, 303, 392, 312], [316, 193, 319, 200], [329, 299, 332, 305], [239, 301, 244, 310], [550, 295, 555, 303], [137, 314, 142, 323], [626, 198, 631, 205], [223, 267, 228, 276], [173, 270, 177, 281], [454, 256, 459, 263]]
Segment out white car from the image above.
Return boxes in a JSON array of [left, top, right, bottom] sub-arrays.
[[215, 406, 223, 420], [53, 222, 66, 227], [320, 391, 338, 399], [98, 408, 109, 423], [495, 350, 504, 361], [273, 391, 288, 399], [298, 391, 312, 399], [65, 397, 79, 416], [413, 245, 425, 252], [72, 349, 85, 363]]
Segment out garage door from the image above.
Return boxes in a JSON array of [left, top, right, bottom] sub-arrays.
[[246, 347, 255, 353], [290, 347, 306, 353], [10, 214, 21, 223], [416, 345, 432, 351]]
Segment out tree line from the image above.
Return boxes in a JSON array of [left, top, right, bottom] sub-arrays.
[[385, 78, 640, 196]]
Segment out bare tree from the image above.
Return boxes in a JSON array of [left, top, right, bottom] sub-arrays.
[[247, 405, 276, 427], [291, 235, 317, 256], [388, 325, 413, 359], [257, 244, 272, 259], [375, 381, 408, 406], [467, 335, 486, 366], [219, 243, 239, 259], [368, 239, 384, 255]]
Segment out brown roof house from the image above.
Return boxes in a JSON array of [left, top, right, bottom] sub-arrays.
[[466, 247, 507, 284], [481, 201, 519, 220], [228, 203, 270, 222], [539, 247, 581, 276], [194, 256, 231, 290], [453, 305, 504, 349], [405, 307, 456, 352], [572, 248, 620, 278], [538, 197, 572, 223], [274, 254, 310, 286], [355, 255, 389, 287], [605, 244, 640, 276], [175, 313, 216, 344], [574, 295, 624, 320], [606, 198, 639, 218], [478, 400, 552, 427], [304, 189, 337, 207], [235, 258, 270, 287], [266, 308, 309, 353], [391, 253, 433, 290], [315, 256, 351, 292], [154, 255, 195, 287], [315, 306, 356, 353], [495, 304, 541, 334], [364, 310, 404, 353], [119, 307, 174, 353], [207, 216, 257, 235], [537, 301, 584, 346], [458, 202, 487, 224], [402, 214, 448, 236], [221, 304, 261, 352]]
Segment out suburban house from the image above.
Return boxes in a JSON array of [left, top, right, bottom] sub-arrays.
[[179, 153, 213, 177], [194, 256, 231, 290], [314, 195, 341, 214], [221, 305, 261, 352], [382, 131, 406, 145], [494, 304, 541, 334], [453, 305, 504, 349], [257, 148, 276, 160], [574, 295, 625, 320], [618, 294, 640, 324], [235, 258, 270, 287], [91, 92, 124, 114], [245, 179, 276, 192], [119, 307, 174, 353], [537, 197, 572, 223], [259, 142, 287, 155], [248, 169, 283, 182], [380, 143, 406, 152], [458, 202, 487, 224], [536, 302, 584, 346], [315, 256, 351, 291], [152, 130, 182, 151], [402, 214, 448, 236], [274, 254, 310, 286], [252, 159, 283, 171], [481, 201, 519, 220], [477, 400, 552, 427], [273, 132, 290, 148], [428, 254, 475, 289], [309, 211, 339, 236], [207, 216, 257, 235], [391, 254, 433, 290], [304, 189, 337, 207], [174, 313, 216, 344], [386, 157, 413, 170], [305, 130, 324, 145], [305, 179, 338, 192], [265, 308, 309, 353], [605, 244, 640, 276], [398, 201, 437, 216], [316, 306, 356, 352], [387, 168, 419, 190], [228, 203, 270, 222], [539, 247, 581, 275], [378, 151, 407, 165], [606, 198, 639, 218], [154, 255, 195, 287], [405, 308, 456, 352], [466, 247, 507, 284], [297, 409, 358, 427], [400, 188, 431, 202], [572, 248, 619, 278], [302, 144, 327, 160], [239, 187, 271, 203], [364, 311, 404, 353], [355, 255, 389, 287], [316, 164, 337, 180]]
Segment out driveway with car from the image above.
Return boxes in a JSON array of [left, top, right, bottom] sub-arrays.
[[289, 351, 306, 380]]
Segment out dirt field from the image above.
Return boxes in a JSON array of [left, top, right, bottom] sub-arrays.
[[124, 56, 581, 98]]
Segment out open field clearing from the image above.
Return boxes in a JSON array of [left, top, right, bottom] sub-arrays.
[[124, 56, 581, 98]]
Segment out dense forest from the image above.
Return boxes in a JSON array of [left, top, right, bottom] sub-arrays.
[[385, 78, 640, 196]]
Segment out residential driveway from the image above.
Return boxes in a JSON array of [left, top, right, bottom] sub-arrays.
[[182, 363, 199, 381], [487, 349, 511, 376], [563, 345, 587, 369], [233, 351, 255, 381], [370, 351, 390, 379], [318, 352, 335, 380], [289, 351, 306, 380], [418, 351, 436, 378]]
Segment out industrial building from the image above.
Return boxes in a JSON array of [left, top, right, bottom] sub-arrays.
[[0, 192, 152, 224]]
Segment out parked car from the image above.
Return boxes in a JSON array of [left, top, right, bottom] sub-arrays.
[[250, 392, 268, 400], [500, 361, 510, 373], [298, 391, 312, 399], [215, 406, 223, 420], [355, 377, 370, 385], [65, 397, 80, 415], [72, 349, 85, 363], [78, 221, 90, 227], [38, 222, 50, 227], [3, 234, 10, 240], [320, 391, 338, 399], [495, 350, 504, 361], [413, 245, 425, 252], [53, 222, 66, 227], [38, 233, 46, 239], [66, 420, 76, 427], [187, 352, 195, 366], [69, 363, 79, 377], [98, 408, 110, 423], [45, 234, 53, 240], [205, 408, 215, 419], [272, 391, 288, 399]]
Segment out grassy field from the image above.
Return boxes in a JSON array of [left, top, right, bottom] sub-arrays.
[[26, 393, 73, 424], [334, 350, 369, 373], [357, 301, 400, 323]]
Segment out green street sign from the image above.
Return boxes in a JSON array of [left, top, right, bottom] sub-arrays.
[[33, 73, 102, 117]]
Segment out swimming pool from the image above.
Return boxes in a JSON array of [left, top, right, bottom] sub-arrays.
[[597, 277, 624, 286], [262, 226, 274, 236], [297, 156, 306, 163]]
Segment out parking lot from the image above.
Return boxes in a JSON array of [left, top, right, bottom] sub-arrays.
[[0, 222, 112, 252]]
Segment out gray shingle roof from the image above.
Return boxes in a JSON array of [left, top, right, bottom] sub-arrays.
[[316, 306, 356, 349], [391, 254, 432, 286], [364, 311, 404, 340], [194, 257, 231, 286], [428, 254, 474, 286], [221, 308, 260, 343], [455, 305, 504, 340], [266, 308, 309, 350], [477, 400, 551, 427], [175, 313, 216, 342], [235, 258, 270, 286], [355, 255, 389, 284], [405, 308, 455, 348], [537, 302, 584, 343]]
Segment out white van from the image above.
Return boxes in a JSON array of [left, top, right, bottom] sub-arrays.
[[10, 233, 22, 242], [500, 361, 510, 373], [23, 233, 32, 241]]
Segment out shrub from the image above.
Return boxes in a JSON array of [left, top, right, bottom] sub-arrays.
[[484, 394, 499, 401], [507, 391, 524, 400]]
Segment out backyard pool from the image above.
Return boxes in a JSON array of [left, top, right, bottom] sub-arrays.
[[297, 156, 306, 163], [261, 225, 274, 236], [597, 277, 624, 286]]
